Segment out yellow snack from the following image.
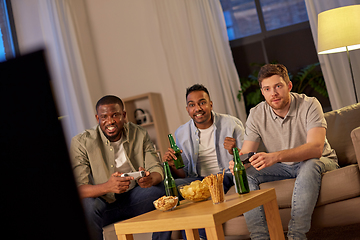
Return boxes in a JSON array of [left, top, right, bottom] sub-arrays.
[[179, 180, 211, 201], [204, 171, 225, 204], [153, 196, 178, 211]]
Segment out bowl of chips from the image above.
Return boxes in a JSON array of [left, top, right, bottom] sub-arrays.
[[178, 180, 211, 202], [153, 196, 178, 211]]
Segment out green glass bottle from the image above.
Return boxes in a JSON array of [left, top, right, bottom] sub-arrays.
[[168, 134, 185, 169], [163, 162, 180, 205], [233, 148, 250, 194]]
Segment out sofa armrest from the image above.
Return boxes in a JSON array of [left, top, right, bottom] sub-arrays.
[[351, 126, 360, 169]]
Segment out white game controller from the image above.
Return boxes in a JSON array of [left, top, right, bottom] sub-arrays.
[[121, 171, 146, 180]]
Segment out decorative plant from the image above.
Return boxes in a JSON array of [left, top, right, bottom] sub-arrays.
[[291, 63, 329, 98], [237, 62, 264, 107], [237, 62, 329, 109]]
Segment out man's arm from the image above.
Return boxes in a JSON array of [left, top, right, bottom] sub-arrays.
[[137, 167, 163, 188], [162, 148, 186, 178], [250, 127, 325, 171], [229, 140, 260, 174], [223, 117, 245, 155], [141, 130, 166, 183], [78, 172, 133, 199], [224, 137, 237, 155], [70, 135, 134, 199]]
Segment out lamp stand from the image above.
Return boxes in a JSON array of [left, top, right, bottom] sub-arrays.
[[346, 46, 359, 103]]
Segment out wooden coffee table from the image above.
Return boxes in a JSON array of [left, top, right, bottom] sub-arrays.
[[114, 188, 285, 240]]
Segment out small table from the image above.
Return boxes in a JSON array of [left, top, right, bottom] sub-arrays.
[[114, 188, 285, 240]]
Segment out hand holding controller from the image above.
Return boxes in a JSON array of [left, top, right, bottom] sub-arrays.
[[121, 171, 146, 180], [240, 152, 256, 164]]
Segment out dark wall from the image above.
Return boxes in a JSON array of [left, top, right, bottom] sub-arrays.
[[230, 26, 331, 112], [264, 27, 319, 73], [232, 26, 319, 77]]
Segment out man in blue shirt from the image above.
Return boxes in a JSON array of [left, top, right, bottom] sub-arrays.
[[163, 84, 245, 193]]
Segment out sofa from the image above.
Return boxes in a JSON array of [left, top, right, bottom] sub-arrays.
[[104, 103, 360, 239]]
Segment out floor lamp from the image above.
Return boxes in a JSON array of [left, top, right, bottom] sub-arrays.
[[317, 4, 360, 103]]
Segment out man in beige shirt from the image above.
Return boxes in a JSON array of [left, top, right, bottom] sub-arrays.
[[229, 64, 338, 240], [71, 95, 169, 240]]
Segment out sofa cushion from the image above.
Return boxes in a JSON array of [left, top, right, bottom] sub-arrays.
[[253, 164, 360, 208], [324, 103, 360, 166], [317, 164, 360, 206], [227, 180, 296, 209], [259, 179, 294, 208]]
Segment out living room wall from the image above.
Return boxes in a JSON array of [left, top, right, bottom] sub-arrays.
[[11, 0, 331, 137], [11, 0, 186, 135]]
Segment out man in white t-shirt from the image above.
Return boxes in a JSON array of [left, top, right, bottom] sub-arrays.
[[163, 84, 245, 239], [163, 84, 245, 188]]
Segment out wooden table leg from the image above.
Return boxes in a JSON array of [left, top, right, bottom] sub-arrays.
[[185, 229, 200, 240], [117, 234, 134, 240], [205, 225, 225, 240], [263, 198, 285, 240]]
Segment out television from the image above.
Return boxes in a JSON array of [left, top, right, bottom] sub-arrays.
[[0, 50, 91, 240]]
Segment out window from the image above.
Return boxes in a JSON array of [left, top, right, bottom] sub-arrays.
[[220, 0, 309, 41], [260, 0, 308, 31], [0, 0, 19, 62], [222, 0, 261, 40]]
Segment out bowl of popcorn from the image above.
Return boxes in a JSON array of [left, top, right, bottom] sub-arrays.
[[178, 180, 211, 202], [153, 196, 178, 211]]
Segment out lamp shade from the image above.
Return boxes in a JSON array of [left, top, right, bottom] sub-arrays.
[[318, 5, 360, 54]]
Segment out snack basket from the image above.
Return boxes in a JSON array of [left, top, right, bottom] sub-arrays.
[[153, 196, 178, 211]]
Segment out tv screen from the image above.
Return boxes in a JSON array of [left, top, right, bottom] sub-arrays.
[[0, 50, 91, 240]]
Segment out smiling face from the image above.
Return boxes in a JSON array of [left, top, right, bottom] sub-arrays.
[[186, 90, 213, 129], [261, 75, 292, 117], [95, 103, 126, 142]]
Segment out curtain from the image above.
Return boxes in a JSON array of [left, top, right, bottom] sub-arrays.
[[34, 0, 247, 146], [37, 0, 97, 146], [305, 0, 360, 109], [154, 0, 247, 124]]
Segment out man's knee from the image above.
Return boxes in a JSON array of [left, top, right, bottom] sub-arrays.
[[136, 182, 166, 201], [299, 159, 324, 175], [82, 197, 107, 216]]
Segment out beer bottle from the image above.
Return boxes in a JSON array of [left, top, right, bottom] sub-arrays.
[[233, 148, 250, 194], [168, 134, 185, 169], [163, 161, 180, 205]]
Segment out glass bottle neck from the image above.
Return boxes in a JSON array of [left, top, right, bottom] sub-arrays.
[[233, 148, 240, 164], [168, 134, 179, 150], [163, 162, 172, 178]]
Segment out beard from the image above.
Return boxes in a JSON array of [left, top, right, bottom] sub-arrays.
[[101, 125, 122, 142], [104, 132, 121, 142], [266, 94, 291, 110]]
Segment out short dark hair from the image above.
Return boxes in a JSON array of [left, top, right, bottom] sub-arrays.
[[186, 84, 210, 100], [95, 95, 124, 113], [258, 64, 290, 87]]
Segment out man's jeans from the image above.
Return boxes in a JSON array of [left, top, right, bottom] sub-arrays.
[[82, 182, 171, 240], [174, 173, 234, 240], [244, 158, 339, 240]]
